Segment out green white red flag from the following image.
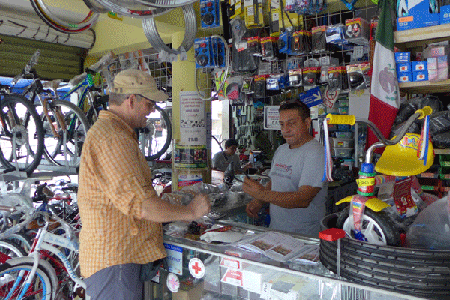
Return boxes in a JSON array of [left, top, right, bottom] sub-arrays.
[[368, 0, 400, 148]]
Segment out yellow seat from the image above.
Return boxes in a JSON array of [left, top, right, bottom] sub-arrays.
[[375, 133, 434, 176]]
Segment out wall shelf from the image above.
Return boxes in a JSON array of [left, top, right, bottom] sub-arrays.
[[394, 23, 450, 44], [399, 79, 450, 94]]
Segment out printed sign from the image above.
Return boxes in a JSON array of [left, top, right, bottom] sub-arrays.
[[174, 145, 207, 169], [166, 273, 180, 293], [163, 243, 183, 275], [300, 86, 323, 108], [180, 92, 206, 146], [188, 258, 206, 279], [264, 106, 281, 130]]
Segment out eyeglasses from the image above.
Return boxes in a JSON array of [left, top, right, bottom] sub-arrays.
[[137, 94, 156, 106]]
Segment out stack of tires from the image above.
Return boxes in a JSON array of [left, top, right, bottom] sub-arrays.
[[320, 213, 450, 300]]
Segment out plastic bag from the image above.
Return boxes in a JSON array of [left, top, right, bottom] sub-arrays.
[[429, 111, 450, 135], [405, 197, 450, 250], [432, 131, 450, 149]]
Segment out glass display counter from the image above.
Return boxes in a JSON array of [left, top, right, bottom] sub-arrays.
[[144, 221, 428, 300]]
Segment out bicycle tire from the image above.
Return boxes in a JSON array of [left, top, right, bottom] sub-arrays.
[[0, 94, 44, 175], [0, 239, 27, 258], [40, 100, 90, 168], [29, 0, 99, 33], [138, 104, 172, 161], [6, 256, 58, 300], [0, 260, 54, 300]]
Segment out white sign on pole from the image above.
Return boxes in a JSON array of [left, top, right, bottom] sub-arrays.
[[264, 106, 281, 130], [180, 91, 206, 145]]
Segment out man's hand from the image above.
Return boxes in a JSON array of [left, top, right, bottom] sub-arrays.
[[187, 193, 211, 220], [246, 199, 263, 218], [242, 177, 265, 201]]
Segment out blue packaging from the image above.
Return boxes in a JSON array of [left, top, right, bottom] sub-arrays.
[[398, 72, 412, 82], [411, 61, 427, 71], [396, 0, 439, 31], [413, 71, 428, 82], [440, 5, 450, 24], [200, 0, 221, 28], [395, 52, 411, 62], [194, 37, 214, 68], [397, 62, 411, 73]]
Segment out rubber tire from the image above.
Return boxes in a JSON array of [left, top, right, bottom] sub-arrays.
[[0, 239, 27, 258], [0, 94, 44, 175], [0, 260, 54, 300], [336, 206, 401, 246], [138, 104, 172, 161], [42, 100, 90, 167]]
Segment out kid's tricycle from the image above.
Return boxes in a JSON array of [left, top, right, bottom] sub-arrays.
[[325, 106, 436, 246]]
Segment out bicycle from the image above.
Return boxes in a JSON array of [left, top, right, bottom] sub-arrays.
[[0, 51, 45, 175], [0, 214, 82, 300]]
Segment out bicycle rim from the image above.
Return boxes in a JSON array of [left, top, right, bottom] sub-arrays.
[[0, 261, 53, 300], [40, 100, 90, 168], [138, 105, 172, 161], [29, 0, 99, 33], [0, 94, 44, 175], [0, 239, 27, 259]]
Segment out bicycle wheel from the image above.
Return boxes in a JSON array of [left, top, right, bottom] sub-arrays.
[[39, 100, 90, 168], [0, 94, 44, 175], [137, 105, 172, 161], [0, 260, 53, 299], [0, 239, 27, 259]]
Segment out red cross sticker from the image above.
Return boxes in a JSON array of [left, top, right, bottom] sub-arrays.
[[188, 258, 205, 278]]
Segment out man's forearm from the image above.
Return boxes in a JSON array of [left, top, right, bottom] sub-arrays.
[[140, 196, 194, 222], [256, 186, 321, 209]]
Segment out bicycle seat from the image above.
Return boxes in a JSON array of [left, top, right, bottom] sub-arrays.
[[375, 133, 434, 176]]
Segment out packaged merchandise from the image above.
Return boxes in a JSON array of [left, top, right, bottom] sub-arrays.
[[292, 30, 311, 55], [200, 0, 221, 28], [247, 36, 261, 56], [395, 52, 411, 63], [346, 62, 371, 90], [411, 61, 427, 71], [327, 66, 348, 91], [261, 37, 277, 60], [344, 18, 370, 45], [397, 62, 411, 73], [325, 24, 347, 44], [288, 69, 302, 86], [302, 67, 321, 87], [413, 71, 428, 82], [398, 72, 413, 82], [311, 25, 327, 53]]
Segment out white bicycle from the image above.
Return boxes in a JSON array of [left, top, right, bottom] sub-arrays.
[[0, 213, 85, 300]]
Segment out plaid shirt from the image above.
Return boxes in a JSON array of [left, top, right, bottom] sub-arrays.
[[78, 110, 166, 278]]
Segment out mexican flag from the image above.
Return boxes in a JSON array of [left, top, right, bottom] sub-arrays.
[[368, 0, 400, 148]]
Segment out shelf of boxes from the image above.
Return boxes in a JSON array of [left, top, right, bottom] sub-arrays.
[[395, 23, 450, 93]]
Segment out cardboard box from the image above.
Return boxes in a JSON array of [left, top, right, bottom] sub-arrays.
[[413, 70, 428, 81], [437, 55, 449, 69], [428, 69, 438, 81], [396, 0, 439, 31], [411, 61, 427, 71], [427, 57, 437, 70], [398, 72, 412, 82], [395, 52, 411, 62], [397, 62, 411, 73], [441, 5, 450, 24], [437, 67, 448, 80]]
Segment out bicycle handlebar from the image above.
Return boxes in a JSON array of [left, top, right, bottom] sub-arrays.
[[11, 50, 41, 85], [326, 105, 433, 147], [69, 51, 116, 86]]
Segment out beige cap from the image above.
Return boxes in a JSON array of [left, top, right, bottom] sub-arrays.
[[112, 69, 168, 102]]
